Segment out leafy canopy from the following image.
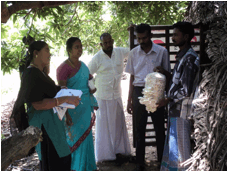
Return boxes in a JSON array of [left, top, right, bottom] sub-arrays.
[[1, 1, 188, 74]]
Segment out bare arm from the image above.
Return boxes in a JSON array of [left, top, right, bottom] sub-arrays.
[[58, 80, 67, 87], [163, 69, 172, 93], [127, 75, 134, 114], [57, 79, 74, 126], [32, 96, 80, 110], [58, 80, 68, 89], [32, 71, 80, 110]]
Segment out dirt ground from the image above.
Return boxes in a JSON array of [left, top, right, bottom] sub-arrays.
[[1, 77, 161, 171]]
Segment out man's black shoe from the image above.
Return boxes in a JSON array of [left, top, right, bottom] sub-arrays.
[[134, 164, 145, 171], [115, 154, 124, 166]]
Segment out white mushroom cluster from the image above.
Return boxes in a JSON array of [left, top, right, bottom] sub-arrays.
[[139, 72, 166, 113]]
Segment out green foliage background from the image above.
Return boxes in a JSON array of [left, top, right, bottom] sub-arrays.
[[1, 1, 188, 74]]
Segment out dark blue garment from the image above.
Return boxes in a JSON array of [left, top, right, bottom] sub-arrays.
[[161, 46, 199, 170], [168, 47, 199, 117]]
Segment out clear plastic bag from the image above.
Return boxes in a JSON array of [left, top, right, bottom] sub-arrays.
[[139, 72, 166, 113]]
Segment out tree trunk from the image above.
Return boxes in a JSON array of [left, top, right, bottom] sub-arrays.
[[1, 126, 42, 171], [1, 1, 77, 23]]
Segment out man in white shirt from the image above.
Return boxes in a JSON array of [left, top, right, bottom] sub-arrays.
[[88, 33, 131, 163], [125, 23, 171, 170]]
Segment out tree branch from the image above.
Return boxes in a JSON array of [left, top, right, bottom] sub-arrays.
[[62, 3, 79, 37], [23, 9, 33, 20], [1, 1, 78, 23], [1, 126, 42, 171], [28, 9, 37, 35], [66, 4, 78, 26]]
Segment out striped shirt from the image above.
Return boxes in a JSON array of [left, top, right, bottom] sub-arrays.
[[168, 46, 200, 117]]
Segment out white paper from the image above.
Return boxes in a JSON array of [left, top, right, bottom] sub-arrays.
[[53, 89, 83, 120]]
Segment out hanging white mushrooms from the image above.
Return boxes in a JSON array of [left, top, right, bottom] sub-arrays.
[[139, 72, 166, 113]]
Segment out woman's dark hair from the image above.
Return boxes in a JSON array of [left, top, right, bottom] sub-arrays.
[[10, 40, 47, 156], [135, 23, 152, 36], [24, 41, 47, 71], [173, 22, 195, 43], [10, 41, 47, 135], [22, 35, 35, 45], [66, 37, 81, 57]]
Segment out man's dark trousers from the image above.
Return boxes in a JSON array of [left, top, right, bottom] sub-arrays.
[[132, 86, 166, 165]]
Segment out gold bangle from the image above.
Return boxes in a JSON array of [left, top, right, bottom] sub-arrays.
[[55, 98, 59, 106]]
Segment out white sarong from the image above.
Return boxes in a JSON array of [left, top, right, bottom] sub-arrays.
[[95, 97, 131, 162]]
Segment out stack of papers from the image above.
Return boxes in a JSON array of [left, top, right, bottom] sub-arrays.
[[53, 89, 83, 120]]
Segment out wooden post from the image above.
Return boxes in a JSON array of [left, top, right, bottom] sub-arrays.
[[165, 28, 170, 54], [129, 26, 137, 148], [130, 26, 135, 50]]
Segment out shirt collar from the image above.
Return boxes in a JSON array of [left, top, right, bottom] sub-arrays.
[[101, 48, 115, 56], [175, 45, 192, 61], [100, 49, 106, 55], [139, 42, 159, 54]]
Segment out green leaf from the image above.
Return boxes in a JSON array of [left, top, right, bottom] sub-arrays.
[[13, 14, 17, 23], [1, 1, 188, 74]]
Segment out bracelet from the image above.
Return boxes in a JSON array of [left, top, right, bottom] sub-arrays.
[[61, 86, 68, 89], [55, 98, 59, 106]]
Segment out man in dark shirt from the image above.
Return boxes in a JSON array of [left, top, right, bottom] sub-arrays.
[[155, 22, 199, 114], [155, 21, 200, 170]]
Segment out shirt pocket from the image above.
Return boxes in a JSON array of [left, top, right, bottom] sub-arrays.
[[98, 59, 112, 73], [115, 58, 123, 73], [115, 58, 123, 66], [151, 59, 161, 70]]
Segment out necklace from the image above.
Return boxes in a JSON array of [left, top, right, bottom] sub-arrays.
[[68, 58, 76, 68], [30, 63, 39, 69], [30, 63, 44, 74]]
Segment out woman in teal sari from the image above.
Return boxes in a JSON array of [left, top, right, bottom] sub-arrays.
[[57, 37, 97, 171], [11, 41, 81, 171]]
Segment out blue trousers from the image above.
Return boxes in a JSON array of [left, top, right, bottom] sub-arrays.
[[132, 86, 166, 164]]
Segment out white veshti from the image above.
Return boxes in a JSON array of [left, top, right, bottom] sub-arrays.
[[139, 72, 166, 113]]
